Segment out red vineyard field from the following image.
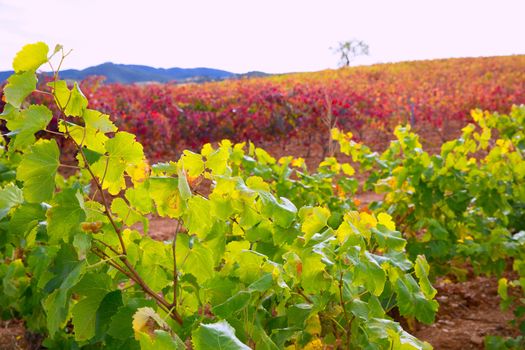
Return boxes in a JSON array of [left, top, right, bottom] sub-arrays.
[[3, 55, 525, 159]]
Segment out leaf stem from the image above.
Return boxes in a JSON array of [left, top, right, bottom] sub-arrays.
[[338, 271, 352, 349], [58, 163, 80, 170], [34, 89, 54, 97], [296, 288, 314, 304], [172, 220, 181, 308], [44, 129, 65, 136]]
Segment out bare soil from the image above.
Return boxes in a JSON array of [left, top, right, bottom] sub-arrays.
[[413, 276, 518, 349], [0, 320, 33, 350]]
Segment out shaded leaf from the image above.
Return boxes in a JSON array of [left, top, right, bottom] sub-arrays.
[[0, 183, 23, 220], [47, 189, 86, 243], [192, 320, 251, 350]]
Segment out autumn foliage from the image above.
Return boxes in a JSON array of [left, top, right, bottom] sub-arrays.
[[3, 55, 525, 159]]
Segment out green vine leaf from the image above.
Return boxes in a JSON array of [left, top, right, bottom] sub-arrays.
[[43, 261, 85, 336], [212, 291, 251, 318], [414, 255, 437, 299], [49, 80, 88, 117], [0, 183, 23, 220], [394, 274, 438, 324], [138, 330, 185, 350], [16, 139, 59, 203], [71, 273, 112, 341], [91, 132, 145, 194], [299, 206, 330, 243], [184, 242, 215, 284], [47, 188, 86, 243], [83, 109, 117, 133], [6, 104, 53, 151], [192, 320, 251, 350], [3, 71, 37, 108]]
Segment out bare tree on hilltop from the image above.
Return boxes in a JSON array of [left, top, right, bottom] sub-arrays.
[[332, 39, 370, 67]]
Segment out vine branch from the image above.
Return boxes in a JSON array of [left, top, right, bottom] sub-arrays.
[[49, 58, 183, 325]]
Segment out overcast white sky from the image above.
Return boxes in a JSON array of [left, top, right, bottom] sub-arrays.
[[1, 0, 524, 73]]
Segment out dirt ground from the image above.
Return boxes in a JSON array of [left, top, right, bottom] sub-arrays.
[[0, 319, 33, 350], [413, 276, 518, 349]]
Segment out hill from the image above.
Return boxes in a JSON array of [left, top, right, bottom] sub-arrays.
[[0, 63, 270, 84]]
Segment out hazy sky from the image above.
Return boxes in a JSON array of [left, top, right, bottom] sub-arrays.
[[1, 0, 524, 73]]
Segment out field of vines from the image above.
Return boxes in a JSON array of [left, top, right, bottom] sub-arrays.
[[6, 52, 524, 161], [0, 42, 524, 350]]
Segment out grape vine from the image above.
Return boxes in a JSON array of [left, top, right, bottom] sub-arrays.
[[0, 43, 441, 349]]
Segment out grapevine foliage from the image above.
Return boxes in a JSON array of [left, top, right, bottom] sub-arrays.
[[333, 107, 525, 274], [333, 105, 525, 347], [4, 41, 525, 349], [0, 43, 437, 349], [0, 43, 441, 349], [20, 53, 525, 159]]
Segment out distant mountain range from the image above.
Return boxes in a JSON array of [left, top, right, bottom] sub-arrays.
[[0, 62, 270, 84]]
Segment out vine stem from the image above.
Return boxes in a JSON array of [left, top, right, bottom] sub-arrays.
[[49, 55, 183, 325], [171, 220, 182, 308], [90, 247, 177, 320], [91, 246, 131, 278], [92, 237, 120, 256], [73, 130, 128, 255], [34, 89, 54, 97], [78, 134, 183, 323], [339, 271, 352, 349], [59, 163, 80, 170], [296, 288, 314, 304], [45, 129, 65, 136]]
